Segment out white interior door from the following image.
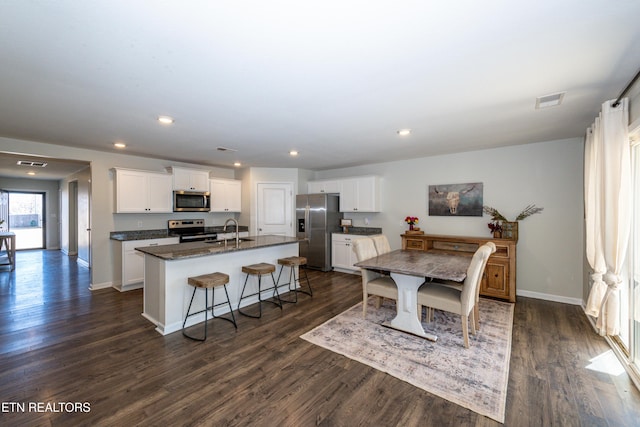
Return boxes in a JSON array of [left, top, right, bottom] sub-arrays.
[[256, 183, 293, 236]]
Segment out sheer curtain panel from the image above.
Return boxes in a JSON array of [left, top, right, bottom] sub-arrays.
[[584, 98, 631, 336]]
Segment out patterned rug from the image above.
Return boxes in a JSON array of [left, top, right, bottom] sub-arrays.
[[300, 297, 514, 423]]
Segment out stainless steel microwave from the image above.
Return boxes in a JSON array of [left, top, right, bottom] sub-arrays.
[[173, 191, 211, 212]]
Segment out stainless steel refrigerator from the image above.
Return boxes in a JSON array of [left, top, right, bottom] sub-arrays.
[[296, 193, 343, 271]]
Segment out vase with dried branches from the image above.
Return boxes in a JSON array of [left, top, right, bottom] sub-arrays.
[[482, 204, 543, 241]]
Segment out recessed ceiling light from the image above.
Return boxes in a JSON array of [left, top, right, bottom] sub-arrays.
[[233, 162, 242, 167], [114, 142, 127, 149], [289, 150, 298, 156], [535, 92, 565, 109], [397, 129, 411, 136], [27, 171, 36, 176], [158, 115, 174, 125]]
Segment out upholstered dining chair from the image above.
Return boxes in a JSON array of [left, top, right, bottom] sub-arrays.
[[423, 242, 496, 331], [371, 235, 391, 255], [371, 235, 392, 277], [352, 237, 397, 318], [417, 243, 494, 348]]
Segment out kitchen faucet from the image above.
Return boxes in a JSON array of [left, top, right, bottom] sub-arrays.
[[223, 218, 240, 248]]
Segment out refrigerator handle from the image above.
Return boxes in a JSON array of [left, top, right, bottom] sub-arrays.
[[305, 205, 310, 240]]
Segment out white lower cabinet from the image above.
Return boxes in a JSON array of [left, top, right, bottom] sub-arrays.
[[115, 237, 179, 291], [331, 234, 380, 273]]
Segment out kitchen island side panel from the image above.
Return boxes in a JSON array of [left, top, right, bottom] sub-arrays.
[[142, 255, 163, 326], [143, 242, 299, 335]]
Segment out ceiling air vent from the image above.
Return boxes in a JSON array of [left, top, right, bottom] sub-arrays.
[[535, 92, 565, 109], [17, 160, 48, 167], [216, 146, 238, 152]]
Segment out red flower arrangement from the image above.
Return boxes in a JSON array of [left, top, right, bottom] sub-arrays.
[[405, 216, 419, 225], [405, 216, 419, 230]]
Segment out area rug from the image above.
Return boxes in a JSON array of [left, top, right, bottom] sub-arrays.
[[300, 297, 514, 423]]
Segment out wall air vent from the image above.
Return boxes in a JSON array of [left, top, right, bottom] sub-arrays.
[[535, 92, 566, 109], [17, 160, 48, 167], [216, 146, 238, 152]]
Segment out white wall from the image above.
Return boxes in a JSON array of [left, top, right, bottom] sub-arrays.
[[629, 84, 640, 125], [315, 138, 585, 302]]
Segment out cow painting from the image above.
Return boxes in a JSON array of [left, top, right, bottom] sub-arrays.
[[428, 183, 483, 216]]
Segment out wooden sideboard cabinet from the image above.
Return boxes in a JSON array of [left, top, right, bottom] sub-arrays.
[[401, 233, 516, 302]]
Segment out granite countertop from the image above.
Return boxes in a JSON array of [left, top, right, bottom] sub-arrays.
[[110, 225, 249, 241], [332, 226, 383, 236], [110, 229, 170, 241], [135, 235, 302, 260]]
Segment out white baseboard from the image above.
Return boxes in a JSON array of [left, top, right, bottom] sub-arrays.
[[76, 258, 90, 268], [332, 267, 360, 275], [113, 283, 143, 292], [516, 289, 583, 306], [89, 281, 113, 291]]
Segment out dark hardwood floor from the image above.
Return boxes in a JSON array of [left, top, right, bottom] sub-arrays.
[[0, 250, 638, 426]]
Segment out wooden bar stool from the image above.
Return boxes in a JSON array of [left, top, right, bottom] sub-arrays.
[[237, 262, 281, 318], [182, 272, 237, 341], [275, 256, 312, 303]]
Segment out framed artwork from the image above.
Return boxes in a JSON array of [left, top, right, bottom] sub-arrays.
[[428, 182, 483, 217]]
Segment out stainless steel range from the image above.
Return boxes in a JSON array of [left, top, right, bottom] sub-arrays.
[[168, 219, 218, 243]]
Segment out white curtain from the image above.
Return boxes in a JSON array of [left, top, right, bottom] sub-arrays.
[[584, 98, 631, 336]]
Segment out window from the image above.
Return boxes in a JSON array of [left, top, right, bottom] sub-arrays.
[[7, 192, 45, 250]]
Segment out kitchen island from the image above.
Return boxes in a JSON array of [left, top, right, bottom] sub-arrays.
[[137, 235, 302, 335]]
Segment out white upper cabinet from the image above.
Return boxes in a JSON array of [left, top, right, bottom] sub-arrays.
[[113, 168, 173, 213], [307, 179, 341, 194], [170, 166, 210, 192], [339, 176, 380, 212], [209, 178, 242, 212]]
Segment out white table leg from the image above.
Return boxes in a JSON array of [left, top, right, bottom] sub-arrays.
[[385, 272, 437, 341]]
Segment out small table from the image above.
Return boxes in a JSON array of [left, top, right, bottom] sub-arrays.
[[0, 232, 16, 271], [354, 249, 471, 341]]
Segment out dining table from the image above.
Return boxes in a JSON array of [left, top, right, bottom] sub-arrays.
[[0, 232, 16, 271], [354, 249, 471, 341]]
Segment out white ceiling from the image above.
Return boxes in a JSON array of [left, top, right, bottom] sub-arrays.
[[0, 153, 89, 181], [1, 1, 640, 177]]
